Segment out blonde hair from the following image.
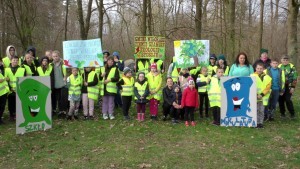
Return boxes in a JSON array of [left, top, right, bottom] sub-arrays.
[[52, 50, 60, 57]]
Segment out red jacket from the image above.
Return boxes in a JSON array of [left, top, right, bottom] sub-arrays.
[[182, 87, 199, 108]]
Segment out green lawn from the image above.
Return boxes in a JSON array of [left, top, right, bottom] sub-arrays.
[[0, 90, 299, 168]]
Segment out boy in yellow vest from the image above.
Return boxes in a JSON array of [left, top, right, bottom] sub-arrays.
[[251, 63, 272, 128], [207, 67, 224, 125], [5, 56, 26, 121], [196, 66, 210, 118], [66, 67, 83, 120], [117, 67, 134, 120]]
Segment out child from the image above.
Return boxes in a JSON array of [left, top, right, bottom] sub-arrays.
[[181, 78, 199, 126], [5, 56, 26, 121], [100, 56, 120, 120], [66, 67, 83, 120], [251, 63, 272, 128], [147, 63, 162, 120], [117, 67, 134, 120], [81, 67, 98, 120], [178, 68, 191, 91], [162, 77, 174, 121], [207, 68, 223, 125], [278, 55, 298, 119], [170, 84, 182, 124], [265, 58, 285, 121], [208, 54, 217, 77], [0, 58, 9, 124], [22, 52, 37, 76], [134, 72, 149, 121], [196, 67, 210, 118]]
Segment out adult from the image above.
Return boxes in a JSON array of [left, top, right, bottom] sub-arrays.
[[162, 77, 174, 121], [3, 45, 18, 68], [45, 50, 53, 63], [253, 48, 271, 70], [229, 52, 254, 76]]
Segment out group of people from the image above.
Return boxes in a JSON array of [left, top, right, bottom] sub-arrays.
[[0, 46, 298, 128]]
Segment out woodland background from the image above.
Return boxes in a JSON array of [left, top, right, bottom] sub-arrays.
[[0, 0, 299, 67]]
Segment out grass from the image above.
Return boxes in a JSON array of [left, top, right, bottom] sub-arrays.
[[0, 89, 300, 168]]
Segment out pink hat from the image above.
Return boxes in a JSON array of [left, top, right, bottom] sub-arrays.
[[151, 63, 157, 69]]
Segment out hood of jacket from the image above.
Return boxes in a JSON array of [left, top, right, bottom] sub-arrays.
[[6, 45, 17, 59]]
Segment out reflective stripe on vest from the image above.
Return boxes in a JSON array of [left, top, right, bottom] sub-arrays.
[[69, 74, 82, 95], [134, 81, 148, 100], [106, 67, 117, 94], [251, 73, 272, 106], [208, 77, 221, 107], [147, 72, 162, 100], [0, 73, 9, 96], [121, 76, 134, 96], [87, 71, 99, 100]]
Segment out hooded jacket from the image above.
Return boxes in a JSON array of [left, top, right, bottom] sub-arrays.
[[3, 45, 18, 68]]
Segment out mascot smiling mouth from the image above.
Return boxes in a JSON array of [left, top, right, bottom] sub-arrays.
[[232, 97, 244, 111], [29, 106, 40, 117]]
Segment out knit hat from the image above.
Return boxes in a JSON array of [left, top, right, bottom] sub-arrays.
[[209, 54, 217, 60], [150, 63, 157, 69], [103, 50, 110, 56], [123, 67, 132, 75], [260, 48, 268, 54], [112, 51, 120, 60], [217, 54, 226, 61]]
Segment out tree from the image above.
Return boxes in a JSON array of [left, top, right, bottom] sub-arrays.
[[64, 0, 69, 41], [287, 0, 299, 67], [258, 0, 265, 55], [95, 0, 104, 39], [195, 0, 202, 39], [77, 0, 93, 40], [5, 0, 37, 51], [224, 0, 236, 60]]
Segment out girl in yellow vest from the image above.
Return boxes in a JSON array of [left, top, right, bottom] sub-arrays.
[[66, 67, 83, 120], [207, 67, 224, 125], [5, 56, 26, 121], [196, 67, 210, 118], [22, 52, 37, 76], [116, 67, 134, 120], [81, 67, 98, 120], [100, 56, 120, 120], [251, 63, 272, 128], [37, 57, 54, 87], [0, 58, 9, 124], [134, 72, 150, 121], [147, 63, 162, 120]]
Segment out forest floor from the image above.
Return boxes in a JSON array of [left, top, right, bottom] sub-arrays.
[[0, 87, 299, 169]]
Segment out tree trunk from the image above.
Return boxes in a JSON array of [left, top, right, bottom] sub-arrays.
[[76, 0, 93, 40], [147, 0, 153, 35], [224, 0, 235, 60], [96, 0, 104, 39], [64, 0, 69, 41], [142, 0, 147, 35], [258, 0, 265, 56], [195, 0, 202, 39], [287, 0, 299, 67]]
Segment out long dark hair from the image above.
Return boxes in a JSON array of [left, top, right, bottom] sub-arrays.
[[235, 52, 250, 67]]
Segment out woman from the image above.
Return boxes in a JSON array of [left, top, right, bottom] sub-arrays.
[[229, 52, 254, 76], [253, 48, 271, 70]]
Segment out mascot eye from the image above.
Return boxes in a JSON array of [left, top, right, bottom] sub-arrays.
[[236, 83, 241, 91], [29, 96, 33, 101], [33, 95, 38, 101], [231, 84, 236, 91]]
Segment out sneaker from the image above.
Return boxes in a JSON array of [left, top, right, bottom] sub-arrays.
[[152, 116, 158, 121], [103, 114, 108, 120], [171, 118, 176, 124], [191, 121, 196, 126], [89, 116, 95, 120], [84, 116, 89, 120], [185, 121, 189, 126], [162, 116, 167, 121], [109, 114, 115, 120], [211, 121, 220, 126]]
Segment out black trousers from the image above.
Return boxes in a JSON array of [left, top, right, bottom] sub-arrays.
[[170, 107, 180, 120], [163, 103, 172, 117], [122, 96, 132, 116], [7, 92, 16, 117], [0, 94, 7, 119], [211, 106, 220, 124], [52, 88, 69, 112], [184, 106, 195, 121], [278, 86, 295, 116], [199, 92, 209, 116]]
